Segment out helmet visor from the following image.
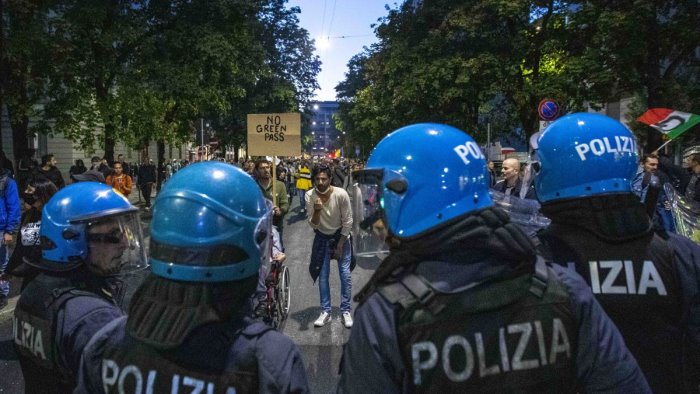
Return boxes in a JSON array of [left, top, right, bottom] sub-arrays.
[[256, 199, 274, 271], [351, 169, 390, 258], [490, 190, 550, 237], [85, 213, 148, 307]]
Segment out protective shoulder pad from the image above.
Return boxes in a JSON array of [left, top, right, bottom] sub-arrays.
[[530, 256, 549, 298], [377, 272, 445, 315]]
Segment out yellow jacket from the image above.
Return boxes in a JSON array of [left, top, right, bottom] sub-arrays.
[[296, 166, 312, 190]]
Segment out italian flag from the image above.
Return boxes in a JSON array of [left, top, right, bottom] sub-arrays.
[[637, 108, 700, 139]]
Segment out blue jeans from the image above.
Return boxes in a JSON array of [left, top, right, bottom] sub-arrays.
[[298, 189, 308, 210], [255, 253, 271, 302], [0, 245, 8, 297], [318, 240, 352, 313], [287, 182, 296, 204]]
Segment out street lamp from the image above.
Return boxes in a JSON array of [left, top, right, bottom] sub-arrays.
[[199, 118, 210, 161]]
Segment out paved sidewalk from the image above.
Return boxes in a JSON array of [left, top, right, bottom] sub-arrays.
[[126, 185, 153, 207]]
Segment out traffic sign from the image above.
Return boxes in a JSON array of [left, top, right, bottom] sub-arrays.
[[538, 99, 560, 121]]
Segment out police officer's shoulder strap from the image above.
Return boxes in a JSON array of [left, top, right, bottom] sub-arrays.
[[239, 318, 274, 338], [378, 258, 549, 314], [234, 318, 275, 375], [530, 256, 549, 298], [44, 286, 99, 380], [47, 286, 97, 310], [378, 270, 446, 315], [651, 233, 676, 262]]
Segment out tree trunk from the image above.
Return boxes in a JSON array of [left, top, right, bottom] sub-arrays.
[[645, 91, 664, 153], [157, 140, 165, 166], [95, 77, 116, 162], [233, 142, 240, 162], [517, 99, 540, 138], [104, 123, 116, 163], [643, 0, 663, 153], [10, 112, 29, 169]]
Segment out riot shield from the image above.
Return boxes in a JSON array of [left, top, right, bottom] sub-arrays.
[[664, 183, 700, 244], [490, 190, 550, 237], [347, 175, 389, 259]]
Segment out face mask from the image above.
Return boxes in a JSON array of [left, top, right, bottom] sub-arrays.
[[315, 185, 330, 195]]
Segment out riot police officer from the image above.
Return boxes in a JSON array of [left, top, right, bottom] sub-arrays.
[[338, 123, 650, 393], [75, 162, 309, 393], [13, 182, 147, 393], [535, 113, 700, 393]]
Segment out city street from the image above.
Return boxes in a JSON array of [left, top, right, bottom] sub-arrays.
[[0, 196, 381, 394], [0, 0, 697, 392]]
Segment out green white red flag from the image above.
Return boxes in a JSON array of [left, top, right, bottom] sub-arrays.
[[637, 108, 700, 140]]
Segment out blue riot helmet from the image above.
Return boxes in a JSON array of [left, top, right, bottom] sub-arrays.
[[535, 113, 639, 203], [148, 162, 272, 283], [354, 123, 492, 240], [38, 182, 146, 277]]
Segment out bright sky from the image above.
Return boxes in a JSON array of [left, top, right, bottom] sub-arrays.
[[287, 0, 390, 101]]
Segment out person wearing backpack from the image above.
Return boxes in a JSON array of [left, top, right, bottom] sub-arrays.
[[75, 162, 309, 394], [535, 113, 700, 393], [12, 182, 146, 392], [338, 123, 650, 393]]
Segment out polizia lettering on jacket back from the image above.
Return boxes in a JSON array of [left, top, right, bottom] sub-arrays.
[[101, 359, 241, 394], [411, 317, 571, 385], [381, 260, 578, 393]]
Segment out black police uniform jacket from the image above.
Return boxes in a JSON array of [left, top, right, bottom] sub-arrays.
[[338, 207, 650, 394], [538, 195, 700, 393], [13, 272, 122, 394], [74, 315, 310, 394]]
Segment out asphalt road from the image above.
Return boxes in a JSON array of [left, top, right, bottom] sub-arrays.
[[0, 195, 381, 394]]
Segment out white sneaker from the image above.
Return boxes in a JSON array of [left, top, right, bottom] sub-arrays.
[[314, 311, 331, 327], [342, 311, 353, 329]]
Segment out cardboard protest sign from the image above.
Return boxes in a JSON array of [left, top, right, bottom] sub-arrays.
[[247, 113, 301, 156]]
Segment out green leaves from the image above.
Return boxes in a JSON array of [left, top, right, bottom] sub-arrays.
[[2, 0, 319, 160], [336, 0, 698, 153]]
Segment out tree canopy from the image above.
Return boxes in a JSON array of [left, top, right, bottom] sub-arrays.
[[0, 0, 320, 162], [335, 0, 699, 155]]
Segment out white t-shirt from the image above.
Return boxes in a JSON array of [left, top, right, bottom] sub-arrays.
[[305, 187, 353, 236]]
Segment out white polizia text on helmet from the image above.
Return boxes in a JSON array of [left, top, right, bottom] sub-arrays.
[[574, 136, 636, 161], [454, 141, 485, 165]]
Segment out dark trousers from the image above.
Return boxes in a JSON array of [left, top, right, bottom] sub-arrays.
[[140, 182, 153, 207]]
